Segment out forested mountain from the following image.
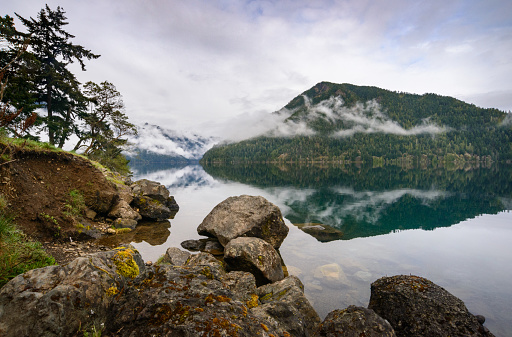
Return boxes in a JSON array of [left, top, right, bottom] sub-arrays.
[[202, 82, 512, 164]]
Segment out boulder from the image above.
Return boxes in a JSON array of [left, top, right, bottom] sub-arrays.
[[0, 245, 326, 337], [197, 195, 289, 248], [253, 275, 321, 337], [131, 179, 170, 203], [108, 199, 142, 221], [317, 305, 396, 337], [113, 218, 138, 230], [181, 238, 224, 256], [222, 271, 260, 308], [160, 247, 191, 266], [87, 189, 118, 214], [131, 195, 177, 221], [130, 179, 179, 221], [368, 275, 495, 337], [224, 237, 284, 286]]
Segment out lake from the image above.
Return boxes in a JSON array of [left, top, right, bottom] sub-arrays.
[[123, 162, 512, 336]]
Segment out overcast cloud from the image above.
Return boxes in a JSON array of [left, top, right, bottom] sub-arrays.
[[3, 0, 512, 138]]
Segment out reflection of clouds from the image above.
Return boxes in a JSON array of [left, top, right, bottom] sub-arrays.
[[332, 188, 449, 224], [132, 165, 218, 189], [264, 187, 317, 215], [267, 185, 449, 226]]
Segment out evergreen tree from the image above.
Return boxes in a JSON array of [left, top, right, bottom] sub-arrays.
[[16, 5, 100, 146], [74, 81, 136, 173]]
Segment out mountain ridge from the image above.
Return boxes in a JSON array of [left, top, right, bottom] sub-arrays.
[[201, 82, 512, 163]]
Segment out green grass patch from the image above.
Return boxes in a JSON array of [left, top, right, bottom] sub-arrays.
[[64, 189, 86, 219], [0, 214, 56, 288]]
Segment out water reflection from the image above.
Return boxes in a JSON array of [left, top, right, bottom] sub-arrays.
[[128, 162, 512, 336], [98, 220, 171, 247], [202, 163, 512, 241]]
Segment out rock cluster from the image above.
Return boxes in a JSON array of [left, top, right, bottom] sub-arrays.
[[0, 195, 496, 336], [92, 178, 179, 232]]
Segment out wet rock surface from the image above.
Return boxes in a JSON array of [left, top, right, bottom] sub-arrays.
[[368, 275, 494, 337], [316, 305, 396, 337], [197, 195, 289, 248]]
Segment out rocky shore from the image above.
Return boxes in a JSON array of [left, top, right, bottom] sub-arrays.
[[0, 191, 495, 336]]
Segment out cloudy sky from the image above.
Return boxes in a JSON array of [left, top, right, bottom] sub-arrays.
[[3, 0, 512, 137]]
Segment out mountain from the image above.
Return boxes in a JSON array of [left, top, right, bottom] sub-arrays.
[[201, 82, 512, 164], [125, 124, 218, 164]]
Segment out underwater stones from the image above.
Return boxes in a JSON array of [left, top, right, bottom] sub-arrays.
[[313, 263, 350, 288], [197, 195, 289, 248], [224, 237, 284, 286], [368, 275, 495, 337], [317, 305, 396, 337]]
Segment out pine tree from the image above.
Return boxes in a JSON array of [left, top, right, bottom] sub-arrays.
[[16, 5, 100, 146]]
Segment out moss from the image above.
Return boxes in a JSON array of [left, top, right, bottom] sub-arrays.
[[246, 293, 259, 309], [106, 286, 119, 296], [115, 228, 132, 234], [200, 266, 215, 280], [112, 247, 139, 279]]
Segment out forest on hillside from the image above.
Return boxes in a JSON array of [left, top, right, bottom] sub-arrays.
[[202, 82, 512, 164]]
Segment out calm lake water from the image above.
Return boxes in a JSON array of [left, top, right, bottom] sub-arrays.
[[124, 162, 512, 336]]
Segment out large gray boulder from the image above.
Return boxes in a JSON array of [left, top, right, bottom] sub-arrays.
[[253, 275, 321, 337], [224, 237, 284, 286], [197, 195, 289, 248], [368, 275, 494, 337], [316, 305, 396, 337]]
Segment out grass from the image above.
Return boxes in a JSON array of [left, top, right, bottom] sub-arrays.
[[0, 201, 56, 288], [64, 189, 86, 218]]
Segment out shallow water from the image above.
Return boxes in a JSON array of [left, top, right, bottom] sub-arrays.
[[126, 163, 512, 336]]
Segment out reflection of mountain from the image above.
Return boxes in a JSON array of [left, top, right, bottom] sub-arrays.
[[203, 163, 512, 241], [130, 164, 216, 189]]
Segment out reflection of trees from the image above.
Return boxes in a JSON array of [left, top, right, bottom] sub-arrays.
[[202, 164, 512, 241]]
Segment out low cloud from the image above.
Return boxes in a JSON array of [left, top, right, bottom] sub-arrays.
[[126, 125, 217, 159], [297, 96, 448, 137]]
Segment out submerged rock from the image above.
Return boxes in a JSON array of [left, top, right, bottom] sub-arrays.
[[197, 195, 289, 248], [224, 237, 285, 286], [317, 305, 396, 337], [368, 275, 494, 337]]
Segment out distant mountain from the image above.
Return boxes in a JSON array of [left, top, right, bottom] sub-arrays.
[[125, 124, 218, 163], [202, 82, 512, 163]]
